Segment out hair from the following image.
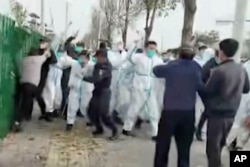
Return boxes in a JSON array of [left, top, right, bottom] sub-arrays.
[[145, 41, 157, 47], [64, 36, 75, 46], [179, 45, 195, 60], [219, 38, 239, 57], [198, 45, 208, 51], [28, 47, 40, 56], [95, 49, 107, 58], [136, 48, 143, 53], [99, 42, 107, 49]]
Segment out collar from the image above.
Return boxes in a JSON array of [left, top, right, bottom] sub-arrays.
[[220, 59, 234, 65]]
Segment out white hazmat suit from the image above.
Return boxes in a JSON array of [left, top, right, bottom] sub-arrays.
[[67, 60, 94, 125], [123, 52, 164, 137], [42, 52, 76, 113]]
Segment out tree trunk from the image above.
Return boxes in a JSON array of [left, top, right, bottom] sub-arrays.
[[144, 0, 157, 46], [181, 0, 197, 45], [122, 0, 131, 47]]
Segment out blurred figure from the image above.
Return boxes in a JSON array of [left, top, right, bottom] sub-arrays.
[[84, 49, 118, 140], [196, 49, 219, 141], [122, 41, 164, 140], [66, 51, 94, 131], [153, 45, 203, 167], [205, 39, 249, 167], [12, 47, 51, 132]]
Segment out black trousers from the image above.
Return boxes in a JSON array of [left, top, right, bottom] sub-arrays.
[[197, 109, 208, 134], [16, 83, 46, 122], [154, 110, 195, 167], [206, 116, 234, 167], [87, 89, 117, 133]]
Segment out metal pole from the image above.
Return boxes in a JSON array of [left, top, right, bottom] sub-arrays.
[[232, 0, 248, 62], [65, 1, 69, 39], [41, 0, 45, 35]]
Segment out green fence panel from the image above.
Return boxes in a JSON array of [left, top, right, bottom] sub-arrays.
[[0, 14, 43, 138]]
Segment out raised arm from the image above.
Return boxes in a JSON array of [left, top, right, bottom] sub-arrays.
[[83, 65, 111, 83]]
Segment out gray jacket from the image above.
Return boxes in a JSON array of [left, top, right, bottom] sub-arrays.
[[20, 54, 48, 86], [205, 60, 250, 117]]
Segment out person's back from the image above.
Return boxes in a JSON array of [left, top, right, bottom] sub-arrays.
[[207, 60, 249, 116], [20, 49, 48, 86], [155, 59, 201, 111]]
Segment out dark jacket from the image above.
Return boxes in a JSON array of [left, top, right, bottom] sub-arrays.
[[201, 58, 218, 83], [153, 59, 203, 111], [83, 61, 112, 91], [205, 60, 250, 117]]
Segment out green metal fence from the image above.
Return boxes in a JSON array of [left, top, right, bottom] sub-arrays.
[[0, 14, 42, 138]]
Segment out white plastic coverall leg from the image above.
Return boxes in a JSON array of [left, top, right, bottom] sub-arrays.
[[43, 65, 63, 113], [123, 53, 164, 136], [227, 60, 250, 147]]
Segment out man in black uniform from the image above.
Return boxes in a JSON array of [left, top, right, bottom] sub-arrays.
[[84, 49, 118, 140]]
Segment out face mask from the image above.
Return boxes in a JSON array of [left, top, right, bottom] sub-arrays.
[[74, 46, 83, 53], [77, 57, 83, 64], [92, 57, 97, 63], [56, 52, 64, 58], [215, 57, 221, 64], [147, 50, 156, 58]]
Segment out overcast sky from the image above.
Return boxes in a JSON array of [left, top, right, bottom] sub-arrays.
[[1, 0, 250, 49]]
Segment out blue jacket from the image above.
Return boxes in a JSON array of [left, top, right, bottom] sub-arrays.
[[153, 59, 203, 111]]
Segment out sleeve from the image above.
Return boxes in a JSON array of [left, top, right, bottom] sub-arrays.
[[243, 70, 250, 94], [153, 64, 168, 78], [60, 53, 77, 68], [83, 65, 111, 83], [205, 69, 221, 95], [109, 51, 128, 68]]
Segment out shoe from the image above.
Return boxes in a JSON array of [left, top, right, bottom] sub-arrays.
[[86, 122, 93, 127], [12, 122, 22, 133], [66, 124, 73, 131], [39, 115, 53, 122], [77, 111, 84, 118], [135, 118, 143, 129], [122, 130, 136, 137], [92, 129, 104, 136], [196, 132, 203, 142], [52, 110, 59, 118], [109, 132, 119, 141], [152, 136, 157, 142]]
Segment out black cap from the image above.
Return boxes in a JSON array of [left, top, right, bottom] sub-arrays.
[[95, 49, 108, 58], [39, 37, 51, 43], [219, 38, 239, 58]]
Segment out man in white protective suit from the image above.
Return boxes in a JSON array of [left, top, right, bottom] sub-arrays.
[[227, 59, 250, 150], [122, 41, 165, 140], [66, 51, 94, 131], [42, 45, 76, 120], [107, 42, 129, 123]]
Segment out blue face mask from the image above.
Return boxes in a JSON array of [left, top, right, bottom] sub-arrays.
[[147, 50, 156, 58], [92, 57, 97, 63], [77, 57, 83, 64], [215, 57, 221, 64], [74, 46, 83, 53], [56, 52, 63, 58]]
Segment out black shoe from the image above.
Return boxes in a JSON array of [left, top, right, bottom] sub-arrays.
[[196, 132, 203, 142], [12, 122, 22, 133], [122, 130, 136, 137], [135, 118, 143, 129], [109, 132, 119, 141], [39, 114, 53, 122], [52, 110, 59, 118], [86, 122, 93, 127], [152, 136, 157, 142], [66, 124, 73, 131], [92, 130, 104, 136], [77, 111, 84, 118]]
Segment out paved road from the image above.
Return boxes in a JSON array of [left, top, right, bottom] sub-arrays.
[[0, 110, 248, 167]]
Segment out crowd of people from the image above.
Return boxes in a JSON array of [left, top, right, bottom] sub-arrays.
[[10, 35, 250, 167]]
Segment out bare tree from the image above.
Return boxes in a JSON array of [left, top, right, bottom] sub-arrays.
[[181, 0, 197, 45], [9, 0, 28, 27], [195, 30, 220, 47], [142, 0, 177, 45]]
